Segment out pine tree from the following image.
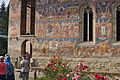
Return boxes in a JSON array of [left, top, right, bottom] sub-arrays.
[[0, 1, 8, 35], [0, 1, 9, 55], [0, 1, 6, 15]]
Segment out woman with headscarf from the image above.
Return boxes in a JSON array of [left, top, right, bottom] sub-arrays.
[[0, 56, 7, 80], [5, 54, 15, 80]]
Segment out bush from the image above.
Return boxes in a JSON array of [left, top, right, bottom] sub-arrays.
[[38, 55, 110, 80]]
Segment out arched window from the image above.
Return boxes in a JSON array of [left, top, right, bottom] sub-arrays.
[[116, 5, 120, 41], [83, 7, 93, 42], [21, 40, 32, 58], [20, 0, 35, 35]]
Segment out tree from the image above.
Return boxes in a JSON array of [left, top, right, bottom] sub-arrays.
[[0, 1, 8, 35], [0, 1, 9, 55], [0, 1, 6, 14]]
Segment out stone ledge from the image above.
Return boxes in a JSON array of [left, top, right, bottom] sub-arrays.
[[32, 57, 120, 63]]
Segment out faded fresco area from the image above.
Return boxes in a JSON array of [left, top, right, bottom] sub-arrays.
[[32, 39, 120, 58], [9, 0, 21, 37]]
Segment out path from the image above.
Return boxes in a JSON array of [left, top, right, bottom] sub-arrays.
[[15, 69, 34, 80]]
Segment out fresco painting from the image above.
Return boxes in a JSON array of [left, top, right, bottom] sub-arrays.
[[41, 20, 80, 38], [9, 1, 21, 37], [32, 38, 120, 58], [31, 0, 120, 58], [37, 0, 47, 5], [32, 39, 76, 57], [95, 0, 112, 40], [9, 18, 19, 36], [77, 42, 120, 58], [96, 22, 112, 40], [96, 0, 112, 20], [36, 2, 80, 38]]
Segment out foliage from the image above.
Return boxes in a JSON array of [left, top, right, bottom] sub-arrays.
[[38, 55, 110, 80], [0, 1, 9, 55], [44, 55, 71, 80], [0, 1, 8, 34], [0, 38, 7, 55]]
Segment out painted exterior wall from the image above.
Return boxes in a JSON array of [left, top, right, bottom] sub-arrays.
[[8, 0, 120, 71]]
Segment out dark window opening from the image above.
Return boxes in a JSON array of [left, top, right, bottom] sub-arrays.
[[83, 7, 93, 42], [89, 12, 93, 41], [21, 0, 27, 35], [84, 12, 87, 42], [116, 8, 120, 41], [31, 0, 35, 35]]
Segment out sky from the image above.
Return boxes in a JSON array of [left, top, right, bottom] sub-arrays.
[[0, 0, 10, 7]]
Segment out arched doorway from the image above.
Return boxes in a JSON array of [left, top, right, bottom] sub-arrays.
[[21, 40, 32, 59]]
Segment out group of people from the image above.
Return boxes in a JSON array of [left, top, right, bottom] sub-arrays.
[[0, 54, 14, 80], [0, 54, 30, 80]]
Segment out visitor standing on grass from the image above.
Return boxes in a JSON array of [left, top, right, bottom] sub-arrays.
[[0, 56, 7, 80], [20, 56, 30, 80], [5, 54, 15, 80]]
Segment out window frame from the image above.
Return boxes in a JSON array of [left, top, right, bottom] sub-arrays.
[[20, 0, 36, 36], [112, 2, 120, 45], [79, 4, 96, 46]]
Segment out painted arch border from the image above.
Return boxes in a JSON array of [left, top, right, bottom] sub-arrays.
[[79, 2, 96, 46]]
